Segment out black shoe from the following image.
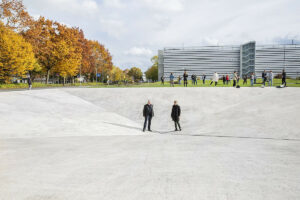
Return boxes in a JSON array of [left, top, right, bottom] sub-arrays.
[[180, 128, 182, 131], [143, 129, 145, 132], [175, 129, 178, 131], [148, 129, 152, 132]]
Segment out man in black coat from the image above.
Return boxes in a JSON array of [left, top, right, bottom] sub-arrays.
[[282, 69, 287, 87], [262, 70, 267, 86], [183, 71, 188, 87], [143, 100, 154, 132], [171, 100, 181, 131]]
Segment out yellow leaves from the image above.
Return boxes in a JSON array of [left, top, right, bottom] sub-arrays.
[[110, 66, 125, 82], [0, 22, 36, 83]]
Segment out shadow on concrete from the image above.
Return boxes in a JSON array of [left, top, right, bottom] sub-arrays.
[[104, 122, 300, 142]]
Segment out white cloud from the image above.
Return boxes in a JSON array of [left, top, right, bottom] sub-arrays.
[[125, 47, 153, 56], [23, 0, 300, 71]]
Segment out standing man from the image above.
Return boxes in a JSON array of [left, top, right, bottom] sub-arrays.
[[195, 74, 198, 85], [169, 73, 175, 87], [143, 100, 154, 132], [262, 70, 267, 86], [268, 71, 273, 86], [222, 75, 226, 85], [171, 100, 181, 131], [161, 76, 165, 85], [282, 69, 287, 87], [202, 73, 206, 85], [178, 76, 182, 85], [226, 74, 229, 85], [233, 71, 237, 87], [250, 73, 254, 86], [183, 70, 188, 87], [27, 76, 32, 90], [243, 75, 248, 85], [213, 72, 219, 86]]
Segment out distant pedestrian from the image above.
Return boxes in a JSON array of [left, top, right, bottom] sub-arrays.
[[226, 74, 229, 85], [268, 71, 273, 86], [161, 76, 164, 85], [254, 73, 257, 84], [171, 100, 181, 131], [237, 76, 240, 85], [191, 74, 195, 85], [282, 69, 286, 87], [178, 76, 181, 85], [170, 73, 175, 87], [143, 100, 154, 132], [213, 72, 219, 86], [183, 71, 188, 87], [233, 71, 238, 87], [262, 70, 267, 86], [243, 75, 247, 85], [222, 75, 226, 85], [202, 73, 206, 85], [250, 73, 254, 86], [27, 76, 32, 90]]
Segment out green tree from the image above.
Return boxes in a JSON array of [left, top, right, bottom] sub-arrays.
[[145, 55, 158, 81], [128, 67, 143, 82]]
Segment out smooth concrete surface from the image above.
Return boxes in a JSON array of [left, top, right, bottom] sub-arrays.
[[0, 88, 300, 200]]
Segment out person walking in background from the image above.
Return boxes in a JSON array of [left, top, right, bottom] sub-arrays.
[[254, 73, 257, 84], [250, 73, 254, 86], [27, 76, 32, 90], [169, 73, 175, 87], [262, 70, 267, 86], [282, 69, 287, 87], [268, 71, 273, 86], [191, 74, 195, 85], [213, 72, 219, 86], [243, 75, 248, 85], [226, 74, 229, 85], [237, 76, 240, 85], [183, 71, 188, 87], [194, 74, 198, 85], [171, 100, 181, 131], [143, 100, 154, 132], [178, 76, 181, 85], [202, 73, 206, 85], [233, 71, 237, 87], [222, 75, 226, 85], [161, 76, 165, 85]]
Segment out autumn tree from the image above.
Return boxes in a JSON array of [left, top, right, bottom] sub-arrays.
[[110, 66, 125, 83], [22, 17, 57, 84], [0, 0, 32, 32], [0, 21, 36, 83], [128, 67, 143, 82], [52, 23, 82, 84], [145, 55, 158, 81]]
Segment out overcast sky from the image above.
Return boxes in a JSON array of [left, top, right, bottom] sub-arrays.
[[23, 0, 300, 71]]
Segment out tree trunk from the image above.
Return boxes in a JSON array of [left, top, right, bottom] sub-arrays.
[[63, 77, 65, 86], [46, 70, 50, 84]]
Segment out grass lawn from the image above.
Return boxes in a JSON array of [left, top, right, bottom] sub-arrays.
[[0, 79, 300, 90]]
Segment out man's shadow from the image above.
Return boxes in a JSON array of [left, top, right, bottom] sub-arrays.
[[103, 122, 175, 134]]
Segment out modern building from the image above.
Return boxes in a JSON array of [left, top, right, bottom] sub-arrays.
[[158, 41, 300, 79]]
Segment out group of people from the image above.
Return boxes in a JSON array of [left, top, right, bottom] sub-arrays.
[[143, 100, 181, 132], [161, 69, 288, 87]]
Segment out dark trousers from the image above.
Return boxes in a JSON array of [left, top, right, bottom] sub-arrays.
[[174, 120, 181, 130], [184, 80, 188, 87], [215, 81, 218, 86], [282, 78, 286, 86], [203, 79, 205, 84], [233, 80, 236, 87], [143, 115, 152, 131]]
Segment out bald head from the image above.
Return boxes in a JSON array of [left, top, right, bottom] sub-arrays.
[[147, 100, 151, 105], [174, 100, 177, 105]]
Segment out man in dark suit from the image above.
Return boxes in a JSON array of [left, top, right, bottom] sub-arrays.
[[171, 100, 181, 131], [143, 100, 154, 132]]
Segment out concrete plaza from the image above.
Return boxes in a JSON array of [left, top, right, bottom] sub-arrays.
[[0, 88, 300, 200]]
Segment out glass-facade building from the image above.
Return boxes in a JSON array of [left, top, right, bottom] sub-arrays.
[[158, 41, 300, 79]]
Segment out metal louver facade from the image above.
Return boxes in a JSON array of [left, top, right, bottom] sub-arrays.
[[159, 42, 300, 79]]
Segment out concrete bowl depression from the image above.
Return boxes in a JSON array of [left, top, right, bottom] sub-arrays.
[[0, 87, 300, 200]]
